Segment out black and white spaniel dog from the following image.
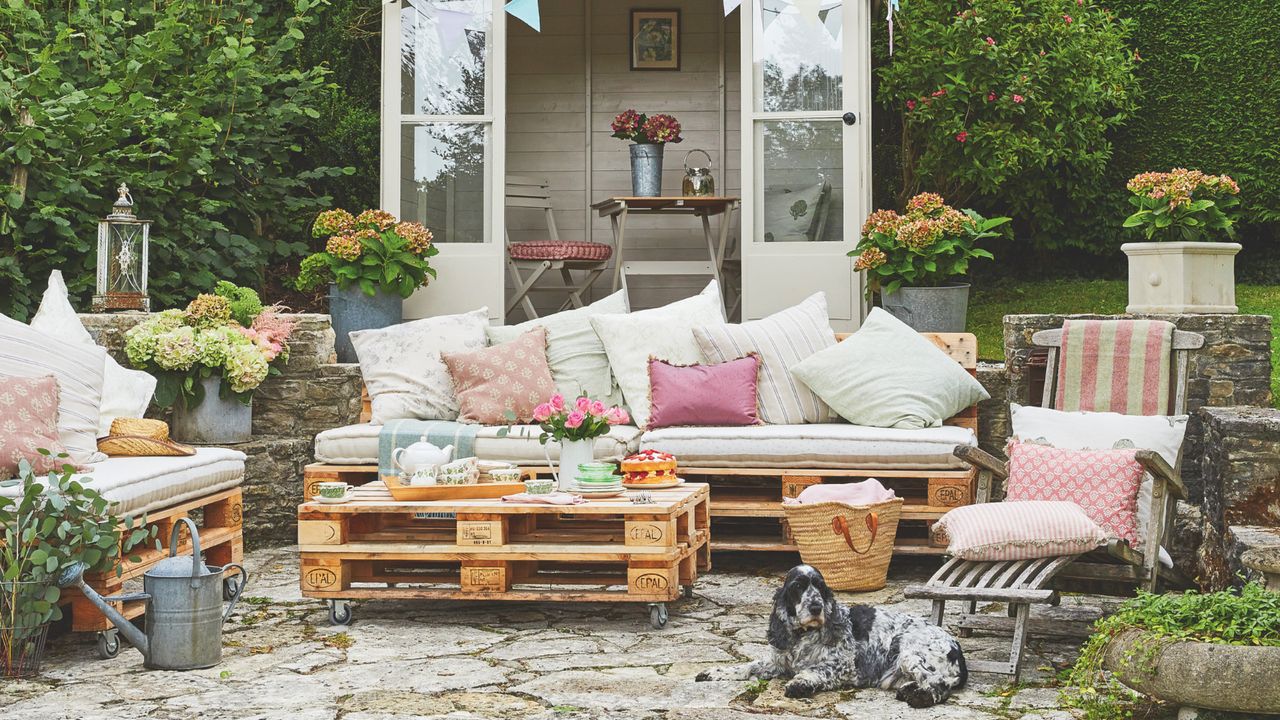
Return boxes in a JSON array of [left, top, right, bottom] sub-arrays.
[[696, 565, 967, 708]]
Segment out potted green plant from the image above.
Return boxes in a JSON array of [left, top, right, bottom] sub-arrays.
[[850, 192, 1009, 332], [1121, 169, 1242, 313], [124, 283, 295, 444], [611, 110, 683, 197], [296, 209, 439, 362], [1064, 583, 1280, 718], [1, 456, 157, 677]]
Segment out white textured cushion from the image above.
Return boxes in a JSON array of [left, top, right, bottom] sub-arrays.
[[591, 281, 725, 429], [0, 313, 107, 464], [486, 289, 628, 405], [0, 448, 245, 516], [932, 500, 1109, 561], [351, 308, 489, 423], [314, 423, 643, 465], [694, 292, 835, 424], [29, 271, 156, 435], [790, 307, 989, 429], [639, 423, 976, 470]]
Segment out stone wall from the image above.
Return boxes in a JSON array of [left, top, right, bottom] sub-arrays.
[[81, 313, 364, 548], [1197, 407, 1280, 587]]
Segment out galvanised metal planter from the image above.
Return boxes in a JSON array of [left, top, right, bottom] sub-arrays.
[[329, 283, 403, 363], [629, 143, 664, 197], [881, 283, 970, 333], [171, 376, 251, 445]]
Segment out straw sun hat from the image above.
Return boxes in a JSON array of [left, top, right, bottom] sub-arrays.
[[97, 418, 195, 458]]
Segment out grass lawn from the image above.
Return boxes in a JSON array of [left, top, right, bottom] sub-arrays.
[[968, 280, 1280, 406]]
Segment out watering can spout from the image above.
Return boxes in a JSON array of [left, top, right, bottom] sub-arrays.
[[58, 561, 151, 658]]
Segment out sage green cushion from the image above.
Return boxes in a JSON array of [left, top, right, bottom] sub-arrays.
[[789, 307, 989, 429], [486, 289, 629, 404]]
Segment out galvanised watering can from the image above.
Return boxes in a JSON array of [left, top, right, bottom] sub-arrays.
[[59, 517, 247, 669]]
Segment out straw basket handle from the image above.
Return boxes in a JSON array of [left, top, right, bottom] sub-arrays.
[[831, 513, 879, 555]]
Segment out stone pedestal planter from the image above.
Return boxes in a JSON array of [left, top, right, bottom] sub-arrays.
[[1122, 241, 1241, 314], [171, 376, 252, 445], [881, 283, 970, 332]]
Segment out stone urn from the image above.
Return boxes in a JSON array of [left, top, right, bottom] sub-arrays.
[[1121, 241, 1241, 314], [1103, 628, 1280, 715]]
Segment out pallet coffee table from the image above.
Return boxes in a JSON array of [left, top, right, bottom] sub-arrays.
[[297, 481, 710, 629]]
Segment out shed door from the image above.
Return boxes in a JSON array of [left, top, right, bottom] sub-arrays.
[[382, 0, 506, 321], [739, 0, 868, 330]]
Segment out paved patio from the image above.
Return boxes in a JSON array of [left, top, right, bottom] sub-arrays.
[[1, 548, 1120, 720]]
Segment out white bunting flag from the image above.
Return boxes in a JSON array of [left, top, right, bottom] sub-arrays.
[[434, 7, 474, 58], [723, 0, 741, 16]]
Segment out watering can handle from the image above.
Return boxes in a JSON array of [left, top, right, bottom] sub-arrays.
[[684, 148, 712, 172], [221, 564, 248, 623], [542, 441, 560, 486], [169, 517, 203, 588]]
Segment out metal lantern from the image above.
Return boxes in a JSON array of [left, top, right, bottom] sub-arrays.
[[93, 183, 151, 312]]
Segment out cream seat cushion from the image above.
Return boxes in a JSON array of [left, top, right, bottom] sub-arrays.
[[314, 423, 643, 465], [0, 448, 245, 516], [639, 423, 976, 470]]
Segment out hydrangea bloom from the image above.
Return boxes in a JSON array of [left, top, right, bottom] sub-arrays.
[[326, 234, 362, 261], [313, 209, 356, 238], [225, 343, 270, 394], [185, 294, 233, 329], [396, 222, 434, 255], [356, 209, 397, 231], [153, 326, 199, 371]]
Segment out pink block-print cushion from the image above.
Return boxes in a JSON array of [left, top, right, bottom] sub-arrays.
[[932, 501, 1109, 561], [0, 374, 80, 480], [646, 354, 761, 430], [1005, 440, 1144, 547], [441, 327, 558, 424]]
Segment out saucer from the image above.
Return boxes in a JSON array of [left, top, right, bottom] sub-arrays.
[[316, 493, 354, 504]]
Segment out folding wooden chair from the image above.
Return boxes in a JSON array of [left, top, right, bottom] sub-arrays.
[[905, 320, 1205, 680], [505, 176, 612, 320]]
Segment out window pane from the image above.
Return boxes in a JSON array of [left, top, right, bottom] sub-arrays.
[[401, 0, 489, 115], [754, 0, 843, 112], [758, 120, 843, 243], [401, 123, 488, 243]]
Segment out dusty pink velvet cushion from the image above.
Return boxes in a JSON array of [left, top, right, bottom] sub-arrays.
[[646, 354, 761, 430]]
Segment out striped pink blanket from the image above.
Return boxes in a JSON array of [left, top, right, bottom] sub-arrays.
[[1054, 319, 1175, 416]]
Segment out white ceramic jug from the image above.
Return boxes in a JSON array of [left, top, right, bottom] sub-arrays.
[[392, 438, 455, 475]]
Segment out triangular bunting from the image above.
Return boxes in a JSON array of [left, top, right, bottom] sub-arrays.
[[723, 0, 741, 16], [794, 0, 819, 25], [504, 0, 540, 32], [434, 7, 474, 58], [819, 5, 841, 41], [759, 0, 787, 33]]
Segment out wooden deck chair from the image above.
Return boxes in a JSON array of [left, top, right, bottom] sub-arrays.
[[905, 320, 1205, 680], [505, 176, 613, 320]]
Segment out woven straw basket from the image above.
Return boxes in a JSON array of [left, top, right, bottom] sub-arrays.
[[783, 497, 903, 591]]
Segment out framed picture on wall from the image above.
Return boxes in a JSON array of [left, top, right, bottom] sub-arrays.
[[630, 9, 680, 71]]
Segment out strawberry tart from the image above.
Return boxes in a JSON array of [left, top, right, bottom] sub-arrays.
[[621, 450, 678, 485]]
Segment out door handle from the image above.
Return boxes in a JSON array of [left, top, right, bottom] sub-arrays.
[[842, 112, 857, 126]]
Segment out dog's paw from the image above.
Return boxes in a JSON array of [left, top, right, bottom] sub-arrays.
[[696, 667, 738, 682], [895, 682, 939, 709], [694, 670, 713, 682], [783, 678, 818, 699]]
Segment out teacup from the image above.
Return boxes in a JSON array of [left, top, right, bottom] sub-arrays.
[[317, 481, 351, 500], [524, 478, 554, 495], [409, 467, 438, 486], [440, 456, 480, 484], [489, 467, 523, 483]]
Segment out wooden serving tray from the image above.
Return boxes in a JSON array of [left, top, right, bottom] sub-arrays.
[[385, 482, 527, 502]]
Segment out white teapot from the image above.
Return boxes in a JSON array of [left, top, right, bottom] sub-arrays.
[[392, 438, 455, 475]]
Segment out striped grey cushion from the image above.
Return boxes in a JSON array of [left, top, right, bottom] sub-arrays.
[[693, 293, 835, 424], [0, 313, 107, 464]]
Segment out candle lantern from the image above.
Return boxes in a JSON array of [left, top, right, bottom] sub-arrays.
[[93, 183, 151, 312]]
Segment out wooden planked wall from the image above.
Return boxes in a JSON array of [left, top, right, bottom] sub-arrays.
[[506, 0, 741, 317]]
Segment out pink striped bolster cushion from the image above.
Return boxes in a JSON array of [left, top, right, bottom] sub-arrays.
[[931, 501, 1108, 561], [508, 241, 613, 262]]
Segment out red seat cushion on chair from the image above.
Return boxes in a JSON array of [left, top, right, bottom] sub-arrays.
[[508, 241, 612, 262]]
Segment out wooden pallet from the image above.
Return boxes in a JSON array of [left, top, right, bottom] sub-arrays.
[[298, 482, 710, 620], [63, 487, 245, 633]]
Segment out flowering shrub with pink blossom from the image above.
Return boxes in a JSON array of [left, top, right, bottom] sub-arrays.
[[610, 109, 683, 145], [850, 192, 1008, 296], [531, 394, 631, 445], [296, 208, 439, 299], [1122, 169, 1241, 242]]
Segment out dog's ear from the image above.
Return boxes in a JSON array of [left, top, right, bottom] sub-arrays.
[[767, 587, 793, 650]]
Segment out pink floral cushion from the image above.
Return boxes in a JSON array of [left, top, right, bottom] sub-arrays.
[[646, 354, 761, 430], [441, 327, 558, 424], [508, 241, 613, 262], [932, 501, 1109, 561], [0, 374, 79, 480], [1005, 440, 1144, 547]]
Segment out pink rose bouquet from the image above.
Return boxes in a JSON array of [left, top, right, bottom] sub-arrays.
[[533, 393, 631, 444]]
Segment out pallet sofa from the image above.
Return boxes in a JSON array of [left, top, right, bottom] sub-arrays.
[[306, 330, 986, 556]]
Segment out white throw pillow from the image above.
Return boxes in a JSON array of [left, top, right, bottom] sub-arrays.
[[0, 313, 107, 464], [790, 307, 990, 429], [29, 271, 156, 435], [351, 308, 489, 423], [486, 289, 628, 405], [590, 281, 725, 429], [694, 292, 835, 424], [1010, 403, 1188, 554]]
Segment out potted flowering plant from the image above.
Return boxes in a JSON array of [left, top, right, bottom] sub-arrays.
[[611, 109, 683, 197], [296, 208, 439, 361], [532, 394, 630, 491], [1121, 169, 1242, 313], [850, 192, 1008, 332], [125, 284, 295, 444]]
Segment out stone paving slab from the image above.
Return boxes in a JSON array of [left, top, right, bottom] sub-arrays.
[[0, 547, 1131, 720]]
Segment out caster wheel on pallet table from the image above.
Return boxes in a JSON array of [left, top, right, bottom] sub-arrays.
[[223, 576, 242, 601], [328, 599, 353, 626], [96, 629, 121, 659], [649, 603, 669, 629]]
